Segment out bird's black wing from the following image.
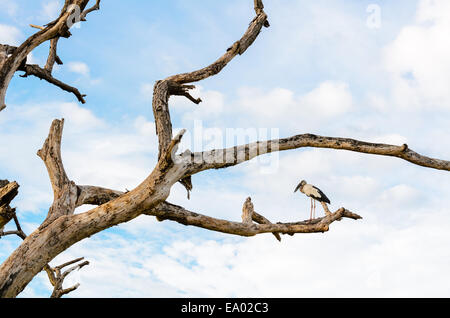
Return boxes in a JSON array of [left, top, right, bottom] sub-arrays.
[[312, 186, 331, 204]]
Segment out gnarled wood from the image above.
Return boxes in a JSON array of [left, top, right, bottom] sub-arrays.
[[76, 186, 124, 207], [242, 197, 281, 241], [0, 181, 19, 230], [37, 119, 70, 198], [151, 202, 362, 237], [152, 1, 269, 198], [44, 257, 89, 298], [0, 126, 188, 298], [19, 64, 86, 104], [186, 134, 450, 174], [1, 0, 450, 299], [0, 0, 92, 111]]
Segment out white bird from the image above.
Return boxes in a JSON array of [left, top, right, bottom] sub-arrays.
[[294, 180, 331, 221]]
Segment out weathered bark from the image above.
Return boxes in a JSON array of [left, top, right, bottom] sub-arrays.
[[0, 0, 95, 111], [242, 197, 254, 224], [0, 181, 19, 230], [252, 212, 282, 242], [242, 197, 281, 241], [152, 1, 269, 198], [44, 258, 89, 298], [152, 202, 361, 237], [186, 135, 450, 174], [76, 186, 124, 207], [1, 0, 450, 299], [44, 37, 62, 73], [19, 64, 86, 104], [0, 124, 188, 297]]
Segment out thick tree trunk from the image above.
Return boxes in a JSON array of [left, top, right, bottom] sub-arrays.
[[0, 169, 181, 297], [0, 122, 188, 298], [1, 0, 449, 298]]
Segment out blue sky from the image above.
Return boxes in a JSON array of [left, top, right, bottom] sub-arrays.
[[1, 0, 450, 297]]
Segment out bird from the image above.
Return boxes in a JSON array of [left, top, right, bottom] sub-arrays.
[[294, 180, 331, 221]]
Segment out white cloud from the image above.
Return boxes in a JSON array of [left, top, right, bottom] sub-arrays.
[[65, 61, 103, 86], [171, 86, 225, 124], [366, 134, 408, 145], [191, 81, 354, 132], [0, 101, 158, 213], [0, 0, 18, 17], [379, 184, 421, 207], [3, 0, 450, 299], [0, 24, 21, 45], [40, 1, 61, 22], [384, 0, 450, 109], [140, 83, 154, 100], [299, 81, 353, 117], [114, 206, 450, 297], [67, 61, 90, 76], [20, 234, 185, 298], [166, 81, 352, 131]]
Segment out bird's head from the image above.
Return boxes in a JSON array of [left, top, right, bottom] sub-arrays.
[[294, 180, 307, 193]]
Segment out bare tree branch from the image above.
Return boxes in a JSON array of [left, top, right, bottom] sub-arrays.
[[1, 43, 84, 103], [19, 64, 86, 104], [152, 1, 269, 198], [76, 186, 124, 207], [185, 134, 450, 175], [252, 213, 282, 242], [37, 119, 126, 229], [44, 37, 63, 73], [0, 178, 87, 298], [44, 257, 89, 298], [165, 6, 269, 84], [0, 125, 190, 298], [37, 119, 70, 197], [81, 0, 101, 21], [150, 201, 362, 237], [0, 181, 19, 231], [1, 0, 449, 299], [242, 197, 281, 241], [0, 0, 93, 112]]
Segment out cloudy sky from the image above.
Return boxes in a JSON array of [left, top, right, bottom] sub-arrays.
[[1, 0, 450, 297]]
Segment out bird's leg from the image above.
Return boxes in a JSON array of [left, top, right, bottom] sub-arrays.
[[310, 198, 313, 222], [313, 200, 316, 219]]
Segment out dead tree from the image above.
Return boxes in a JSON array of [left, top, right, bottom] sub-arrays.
[[0, 0, 449, 298]]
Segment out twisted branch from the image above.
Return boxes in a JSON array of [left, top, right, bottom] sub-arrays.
[[0, 181, 19, 232], [19, 64, 86, 104], [44, 257, 89, 298], [151, 201, 362, 237], [1, 0, 450, 299], [152, 1, 269, 198], [0, 0, 95, 111], [184, 134, 450, 175]]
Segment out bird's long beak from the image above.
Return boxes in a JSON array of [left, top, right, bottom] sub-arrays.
[[294, 184, 300, 193]]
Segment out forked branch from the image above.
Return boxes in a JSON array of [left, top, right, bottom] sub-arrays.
[[81, 0, 101, 21], [37, 119, 70, 198], [0, 0, 98, 111], [1, 0, 450, 300], [0, 181, 20, 232], [152, 0, 270, 197], [19, 64, 86, 104], [242, 197, 281, 241], [151, 201, 362, 237], [44, 257, 89, 298]]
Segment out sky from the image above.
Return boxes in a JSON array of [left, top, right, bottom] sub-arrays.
[[1, 0, 450, 298]]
